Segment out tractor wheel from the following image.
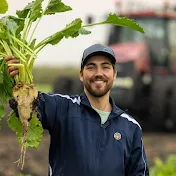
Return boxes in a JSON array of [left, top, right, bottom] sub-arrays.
[[149, 76, 173, 131], [169, 80, 176, 131], [53, 76, 73, 95], [71, 78, 84, 95]]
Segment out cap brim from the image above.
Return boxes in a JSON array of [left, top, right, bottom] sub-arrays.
[[82, 51, 116, 67]]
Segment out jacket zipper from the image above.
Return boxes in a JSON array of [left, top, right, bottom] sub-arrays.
[[94, 126, 104, 176]]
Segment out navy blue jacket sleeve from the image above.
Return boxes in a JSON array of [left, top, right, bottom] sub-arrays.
[[38, 92, 58, 132], [126, 126, 149, 176]]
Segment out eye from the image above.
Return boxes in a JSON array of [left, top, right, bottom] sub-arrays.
[[103, 66, 110, 70], [87, 66, 94, 70]]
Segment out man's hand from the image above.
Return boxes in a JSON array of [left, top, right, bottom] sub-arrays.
[[5, 56, 20, 77], [5, 56, 19, 116]]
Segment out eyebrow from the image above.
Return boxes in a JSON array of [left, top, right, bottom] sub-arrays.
[[85, 63, 95, 66], [85, 62, 112, 66], [102, 62, 112, 66]]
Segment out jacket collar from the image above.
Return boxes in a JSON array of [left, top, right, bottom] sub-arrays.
[[80, 92, 124, 119]]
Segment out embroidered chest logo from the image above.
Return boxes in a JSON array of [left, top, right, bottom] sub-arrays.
[[114, 132, 121, 140]]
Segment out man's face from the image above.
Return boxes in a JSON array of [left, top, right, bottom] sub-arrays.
[[80, 55, 117, 97]]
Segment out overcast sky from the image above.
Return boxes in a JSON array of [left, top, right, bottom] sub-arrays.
[[1, 0, 176, 67], [1, 0, 117, 67]]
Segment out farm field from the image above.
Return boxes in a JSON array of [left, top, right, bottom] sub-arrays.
[[0, 131, 175, 176]]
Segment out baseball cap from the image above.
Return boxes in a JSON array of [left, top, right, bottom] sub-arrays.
[[81, 44, 116, 69]]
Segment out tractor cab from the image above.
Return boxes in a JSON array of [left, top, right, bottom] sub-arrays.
[[108, 11, 176, 131], [108, 11, 176, 75]]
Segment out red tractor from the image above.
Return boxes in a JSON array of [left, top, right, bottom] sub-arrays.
[[108, 10, 176, 131]]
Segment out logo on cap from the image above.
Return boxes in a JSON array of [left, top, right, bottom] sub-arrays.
[[114, 132, 121, 140], [103, 47, 110, 53]]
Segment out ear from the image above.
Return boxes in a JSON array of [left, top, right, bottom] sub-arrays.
[[113, 70, 117, 81], [79, 70, 83, 82]]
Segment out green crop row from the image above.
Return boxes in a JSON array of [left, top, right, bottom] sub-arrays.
[[150, 155, 176, 176]]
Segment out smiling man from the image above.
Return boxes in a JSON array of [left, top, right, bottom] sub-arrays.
[[6, 43, 149, 176], [80, 55, 115, 97]]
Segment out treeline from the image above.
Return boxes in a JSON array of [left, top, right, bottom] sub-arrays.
[[32, 66, 79, 85]]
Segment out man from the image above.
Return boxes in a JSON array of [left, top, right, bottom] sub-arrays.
[[6, 44, 149, 176]]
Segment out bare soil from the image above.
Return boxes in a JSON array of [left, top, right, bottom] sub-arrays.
[[0, 130, 176, 176]]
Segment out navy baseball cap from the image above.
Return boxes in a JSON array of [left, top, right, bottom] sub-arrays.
[[81, 44, 116, 69]]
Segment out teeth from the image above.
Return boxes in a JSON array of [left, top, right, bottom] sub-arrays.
[[94, 81, 104, 83]]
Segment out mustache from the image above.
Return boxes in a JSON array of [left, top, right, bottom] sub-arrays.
[[91, 76, 106, 82]]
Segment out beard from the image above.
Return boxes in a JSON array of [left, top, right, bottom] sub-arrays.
[[83, 76, 113, 97]]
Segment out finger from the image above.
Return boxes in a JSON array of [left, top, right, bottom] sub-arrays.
[[5, 56, 15, 61], [6, 59, 20, 66], [8, 66, 19, 74], [9, 70, 19, 77]]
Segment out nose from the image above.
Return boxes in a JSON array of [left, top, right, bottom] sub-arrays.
[[94, 67, 103, 76]]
